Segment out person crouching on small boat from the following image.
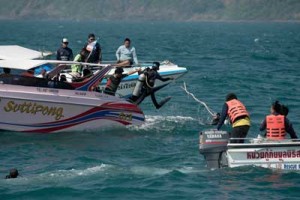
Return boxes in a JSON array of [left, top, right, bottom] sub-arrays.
[[104, 67, 140, 96], [260, 101, 298, 140], [216, 93, 251, 143]]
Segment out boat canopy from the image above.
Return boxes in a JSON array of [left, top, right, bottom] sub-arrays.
[[0, 45, 52, 60], [0, 59, 108, 71]]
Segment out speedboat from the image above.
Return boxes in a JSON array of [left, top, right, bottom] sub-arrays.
[[199, 130, 300, 171], [0, 60, 145, 133]]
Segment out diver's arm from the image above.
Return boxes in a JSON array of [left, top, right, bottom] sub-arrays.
[[156, 73, 171, 82], [217, 103, 228, 130], [285, 117, 298, 139]]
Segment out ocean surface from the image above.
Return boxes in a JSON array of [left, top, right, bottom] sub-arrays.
[[0, 20, 300, 199]]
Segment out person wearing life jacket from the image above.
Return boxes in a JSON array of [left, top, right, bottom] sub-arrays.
[[130, 62, 173, 109], [260, 101, 297, 140], [71, 48, 88, 78], [104, 67, 140, 96], [217, 93, 251, 143]]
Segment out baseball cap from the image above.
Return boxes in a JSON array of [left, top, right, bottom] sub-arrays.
[[62, 38, 68, 43]]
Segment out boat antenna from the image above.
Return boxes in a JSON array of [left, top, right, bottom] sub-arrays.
[[181, 82, 216, 116]]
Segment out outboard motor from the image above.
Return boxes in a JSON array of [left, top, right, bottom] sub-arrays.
[[199, 129, 230, 169]]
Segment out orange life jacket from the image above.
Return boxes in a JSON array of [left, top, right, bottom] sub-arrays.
[[266, 114, 285, 140], [226, 99, 249, 123]]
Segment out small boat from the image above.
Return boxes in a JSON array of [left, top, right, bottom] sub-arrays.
[[199, 130, 300, 171], [0, 60, 145, 133]]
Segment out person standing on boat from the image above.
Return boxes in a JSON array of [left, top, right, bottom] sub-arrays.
[[104, 67, 141, 96], [84, 33, 102, 63], [115, 38, 138, 67], [260, 101, 297, 140], [56, 38, 73, 61], [71, 48, 88, 78], [217, 93, 251, 143]]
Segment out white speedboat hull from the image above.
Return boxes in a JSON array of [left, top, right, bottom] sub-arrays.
[[199, 130, 300, 171], [0, 84, 145, 133], [227, 141, 300, 170]]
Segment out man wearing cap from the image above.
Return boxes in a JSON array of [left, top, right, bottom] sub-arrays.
[[56, 38, 73, 61], [104, 67, 140, 96]]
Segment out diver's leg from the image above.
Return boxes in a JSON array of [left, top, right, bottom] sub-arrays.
[[150, 92, 172, 109]]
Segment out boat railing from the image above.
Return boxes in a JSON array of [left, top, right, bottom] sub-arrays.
[[228, 137, 300, 145]]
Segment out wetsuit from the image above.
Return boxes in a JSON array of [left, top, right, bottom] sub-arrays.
[[56, 47, 73, 61], [133, 69, 172, 108], [260, 112, 298, 139]]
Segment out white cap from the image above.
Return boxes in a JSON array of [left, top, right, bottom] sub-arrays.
[[62, 38, 68, 43]]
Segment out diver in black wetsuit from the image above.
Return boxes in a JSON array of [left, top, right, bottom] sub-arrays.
[[130, 62, 173, 109]]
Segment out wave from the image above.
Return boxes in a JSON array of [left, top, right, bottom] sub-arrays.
[[129, 115, 196, 131]]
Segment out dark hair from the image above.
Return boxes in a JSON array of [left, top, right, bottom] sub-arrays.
[[281, 105, 289, 116], [226, 93, 237, 101], [124, 38, 131, 43], [88, 33, 95, 39], [272, 101, 282, 114], [80, 48, 87, 60], [272, 101, 289, 116], [152, 62, 160, 70], [115, 67, 124, 74]]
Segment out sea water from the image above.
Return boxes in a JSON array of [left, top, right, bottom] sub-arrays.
[[0, 20, 300, 199]]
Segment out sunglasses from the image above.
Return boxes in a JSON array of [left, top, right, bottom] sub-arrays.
[[89, 38, 95, 41]]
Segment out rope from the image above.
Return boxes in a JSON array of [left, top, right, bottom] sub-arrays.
[[180, 82, 216, 116]]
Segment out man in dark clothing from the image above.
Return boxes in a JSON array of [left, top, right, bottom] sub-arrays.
[[104, 67, 140, 96], [84, 33, 102, 63], [56, 38, 73, 61]]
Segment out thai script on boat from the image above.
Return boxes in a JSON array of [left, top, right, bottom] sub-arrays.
[[118, 82, 136, 90], [3, 101, 64, 120], [247, 150, 300, 159]]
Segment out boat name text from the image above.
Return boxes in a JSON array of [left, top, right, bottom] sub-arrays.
[[3, 101, 64, 120], [247, 150, 300, 159]]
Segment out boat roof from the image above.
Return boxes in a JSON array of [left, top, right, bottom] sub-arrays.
[[0, 59, 107, 70], [0, 45, 52, 60]]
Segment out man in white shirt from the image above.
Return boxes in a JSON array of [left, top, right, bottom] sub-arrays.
[[115, 38, 138, 67]]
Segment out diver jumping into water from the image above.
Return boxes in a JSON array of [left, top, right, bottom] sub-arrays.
[[129, 62, 173, 109]]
